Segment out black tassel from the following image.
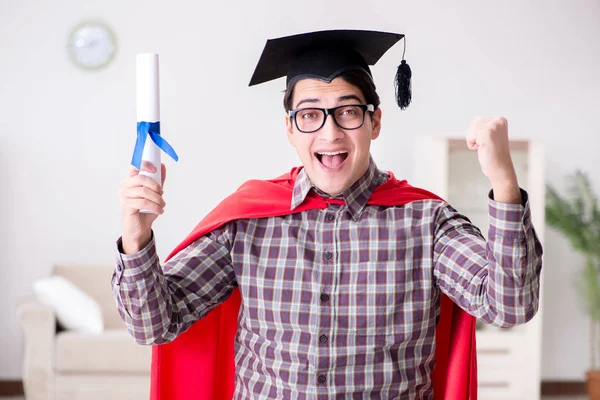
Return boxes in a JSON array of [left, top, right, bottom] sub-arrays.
[[395, 59, 412, 109]]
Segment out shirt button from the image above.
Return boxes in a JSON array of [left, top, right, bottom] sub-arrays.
[[324, 251, 332, 260], [317, 375, 326, 384], [326, 213, 334, 221], [320, 293, 330, 302], [319, 334, 328, 344]]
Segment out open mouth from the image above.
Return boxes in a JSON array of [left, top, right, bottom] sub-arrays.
[[315, 151, 349, 169]]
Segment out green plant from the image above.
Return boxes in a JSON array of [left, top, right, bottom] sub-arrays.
[[546, 170, 600, 370]]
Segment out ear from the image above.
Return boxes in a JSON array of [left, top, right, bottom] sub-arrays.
[[285, 113, 295, 146], [371, 108, 382, 140]]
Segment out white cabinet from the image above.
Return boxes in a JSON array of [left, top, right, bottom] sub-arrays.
[[413, 137, 545, 400]]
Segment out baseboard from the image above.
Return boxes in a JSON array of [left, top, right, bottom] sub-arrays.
[[541, 380, 587, 396], [0, 379, 587, 397], [0, 380, 24, 396]]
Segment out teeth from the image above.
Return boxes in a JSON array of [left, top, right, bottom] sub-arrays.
[[317, 151, 347, 156]]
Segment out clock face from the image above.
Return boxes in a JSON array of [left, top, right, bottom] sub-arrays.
[[67, 21, 117, 70]]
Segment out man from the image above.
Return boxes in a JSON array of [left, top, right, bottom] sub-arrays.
[[113, 30, 543, 399]]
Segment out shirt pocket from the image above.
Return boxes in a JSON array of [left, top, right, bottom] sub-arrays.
[[336, 261, 409, 346]]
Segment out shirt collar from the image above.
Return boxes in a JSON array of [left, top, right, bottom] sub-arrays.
[[290, 155, 389, 221]]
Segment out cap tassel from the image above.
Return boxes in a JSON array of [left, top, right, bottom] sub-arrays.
[[395, 59, 412, 109], [395, 36, 412, 109]]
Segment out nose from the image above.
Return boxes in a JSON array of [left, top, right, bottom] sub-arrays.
[[317, 113, 345, 142]]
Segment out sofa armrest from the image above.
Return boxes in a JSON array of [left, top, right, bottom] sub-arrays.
[[17, 295, 56, 400]]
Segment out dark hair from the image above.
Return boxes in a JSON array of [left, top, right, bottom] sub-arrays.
[[283, 69, 381, 112]]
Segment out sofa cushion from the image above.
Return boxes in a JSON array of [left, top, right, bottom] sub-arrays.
[[33, 275, 104, 334], [55, 374, 150, 400], [53, 264, 125, 330], [55, 330, 151, 373]]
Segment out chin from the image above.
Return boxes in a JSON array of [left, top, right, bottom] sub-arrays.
[[303, 158, 355, 196]]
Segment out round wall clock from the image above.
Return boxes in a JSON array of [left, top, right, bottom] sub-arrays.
[[67, 21, 117, 70]]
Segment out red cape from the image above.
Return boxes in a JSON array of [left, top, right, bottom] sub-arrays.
[[150, 167, 477, 399]]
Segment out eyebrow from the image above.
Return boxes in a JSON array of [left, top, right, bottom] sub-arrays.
[[294, 94, 365, 109]]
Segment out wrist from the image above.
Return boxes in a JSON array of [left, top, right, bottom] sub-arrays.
[[489, 164, 517, 184], [491, 179, 522, 204], [122, 231, 152, 254]]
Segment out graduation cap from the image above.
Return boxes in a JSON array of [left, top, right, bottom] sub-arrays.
[[249, 29, 412, 109]]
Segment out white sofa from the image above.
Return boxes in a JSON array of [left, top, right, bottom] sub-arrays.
[[17, 264, 152, 400]]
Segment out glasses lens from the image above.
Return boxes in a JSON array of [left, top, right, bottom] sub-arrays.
[[295, 109, 325, 133], [333, 105, 365, 129]]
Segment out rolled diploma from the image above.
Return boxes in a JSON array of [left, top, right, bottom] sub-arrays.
[[136, 53, 161, 185]]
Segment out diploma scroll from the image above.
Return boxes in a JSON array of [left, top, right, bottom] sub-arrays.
[[132, 53, 178, 213], [136, 53, 161, 183]]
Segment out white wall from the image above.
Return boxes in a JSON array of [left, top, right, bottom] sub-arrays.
[[0, 0, 598, 381]]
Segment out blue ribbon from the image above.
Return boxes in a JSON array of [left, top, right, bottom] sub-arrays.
[[131, 121, 179, 169]]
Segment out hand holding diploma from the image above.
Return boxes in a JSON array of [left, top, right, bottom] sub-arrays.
[[119, 53, 177, 254], [119, 162, 167, 254]]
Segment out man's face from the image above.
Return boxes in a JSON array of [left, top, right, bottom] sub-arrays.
[[286, 77, 382, 196]]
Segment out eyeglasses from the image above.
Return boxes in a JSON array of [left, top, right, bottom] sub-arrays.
[[288, 104, 375, 133]]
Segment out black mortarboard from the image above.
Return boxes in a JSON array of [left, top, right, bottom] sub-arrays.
[[248, 29, 412, 109]]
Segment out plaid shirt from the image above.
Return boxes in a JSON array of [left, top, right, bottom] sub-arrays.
[[112, 159, 543, 399]]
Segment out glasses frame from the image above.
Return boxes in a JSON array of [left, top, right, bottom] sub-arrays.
[[288, 104, 375, 133]]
